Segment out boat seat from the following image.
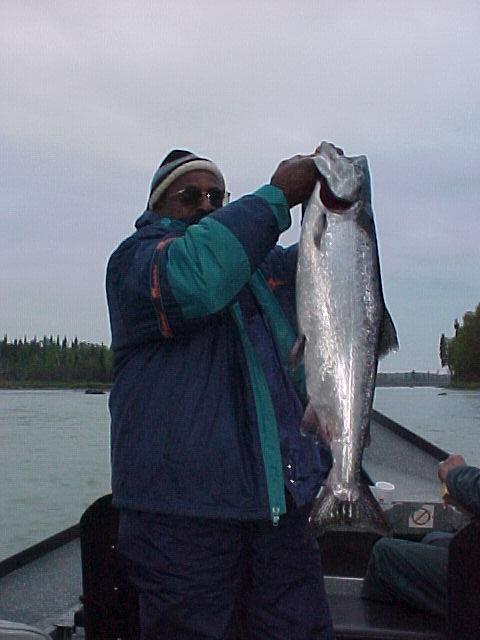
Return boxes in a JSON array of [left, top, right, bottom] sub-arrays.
[[0, 620, 51, 639], [79, 494, 139, 640]]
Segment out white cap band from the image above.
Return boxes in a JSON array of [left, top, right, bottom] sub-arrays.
[[148, 160, 225, 209]]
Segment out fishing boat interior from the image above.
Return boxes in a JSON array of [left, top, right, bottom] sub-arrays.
[[1, 411, 479, 639]]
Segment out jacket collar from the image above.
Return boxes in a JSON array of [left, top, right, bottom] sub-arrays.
[[135, 208, 188, 232]]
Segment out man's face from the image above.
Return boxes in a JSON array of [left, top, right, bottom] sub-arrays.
[[155, 170, 226, 221]]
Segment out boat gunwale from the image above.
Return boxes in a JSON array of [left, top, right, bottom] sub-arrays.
[[371, 409, 449, 461], [0, 524, 79, 578]]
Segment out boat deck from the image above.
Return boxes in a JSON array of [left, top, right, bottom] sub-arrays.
[[0, 539, 82, 635]]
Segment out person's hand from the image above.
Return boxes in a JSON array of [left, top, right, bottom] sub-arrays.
[[270, 153, 318, 207], [438, 454, 466, 483], [300, 402, 334, 446]]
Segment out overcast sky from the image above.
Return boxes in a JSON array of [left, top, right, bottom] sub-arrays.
[[2, 1, 479, 372]]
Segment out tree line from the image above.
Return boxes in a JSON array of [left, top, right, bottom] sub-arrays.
[[0, 335, 112, 385], [440, 302, 480, 383]]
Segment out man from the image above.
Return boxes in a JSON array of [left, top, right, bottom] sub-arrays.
[[362, 454, 480, 617], [106, 149, 335, 639]]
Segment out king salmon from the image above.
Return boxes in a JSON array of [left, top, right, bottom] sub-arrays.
[[294, 142, 398, 535]]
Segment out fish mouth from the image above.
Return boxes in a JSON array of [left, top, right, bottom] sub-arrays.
[[319, 175, 353, 212]]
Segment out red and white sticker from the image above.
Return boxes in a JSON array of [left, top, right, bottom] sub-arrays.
[[409, 504, 434, 528]]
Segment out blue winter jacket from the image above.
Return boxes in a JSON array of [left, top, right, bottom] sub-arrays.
[[106, 185, 331, 523]]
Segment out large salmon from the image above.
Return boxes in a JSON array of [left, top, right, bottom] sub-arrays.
[[294, 142, 398, 535]]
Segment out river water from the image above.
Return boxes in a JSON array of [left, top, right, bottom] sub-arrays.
[[1, 386, 479, 560], [0, 390, 110, 560], [374, 386, 480, 466]]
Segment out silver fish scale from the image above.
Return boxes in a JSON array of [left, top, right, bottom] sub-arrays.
[[297, 145, 397, 535], [298, 199, 381, 500]]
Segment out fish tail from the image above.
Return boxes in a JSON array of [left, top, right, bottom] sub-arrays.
[[309, 484, 391, 537]]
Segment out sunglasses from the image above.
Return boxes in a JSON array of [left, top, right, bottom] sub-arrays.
[[173, 186, 230, 209]]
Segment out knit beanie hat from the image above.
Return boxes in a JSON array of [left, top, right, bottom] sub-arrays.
[[148, 149, 225, 210]]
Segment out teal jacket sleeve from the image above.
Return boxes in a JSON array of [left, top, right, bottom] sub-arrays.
[[446, 465, 480, 517], [152, 187, 290, 334]]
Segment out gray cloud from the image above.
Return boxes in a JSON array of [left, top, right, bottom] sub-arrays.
[[2, 1, 480, 371]]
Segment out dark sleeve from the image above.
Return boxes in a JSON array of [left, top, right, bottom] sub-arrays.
[[261, 244, 298, 287], [446, 465, 480, 517]]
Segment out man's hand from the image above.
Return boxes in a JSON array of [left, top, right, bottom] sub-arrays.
[[300, 402, 334, 446], [438, 454, 466, 483], [270, 153, 318, 207]]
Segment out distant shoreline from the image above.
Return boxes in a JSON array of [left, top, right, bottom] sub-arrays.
[[1, 381, 479, 391], [0, 381, 112, 390], [376, 383, 480, 390], [376, 372, 480, 390]]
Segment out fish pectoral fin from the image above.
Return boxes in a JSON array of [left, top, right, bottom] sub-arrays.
[[300, 402, 332, 446], [378, 307, 399, 358], [300, 402, 319, 436], [289, 334, 306, 367], [313, 213, 326, 249]]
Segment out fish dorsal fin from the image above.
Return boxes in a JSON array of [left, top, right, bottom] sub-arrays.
[[378, 307, 399, 358], [289, 334, 306, 368], [313, 212, 326, 249]]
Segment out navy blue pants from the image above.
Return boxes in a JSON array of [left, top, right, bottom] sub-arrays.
[[362, 531, 453, 617], [117, 501, 334, 639]]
